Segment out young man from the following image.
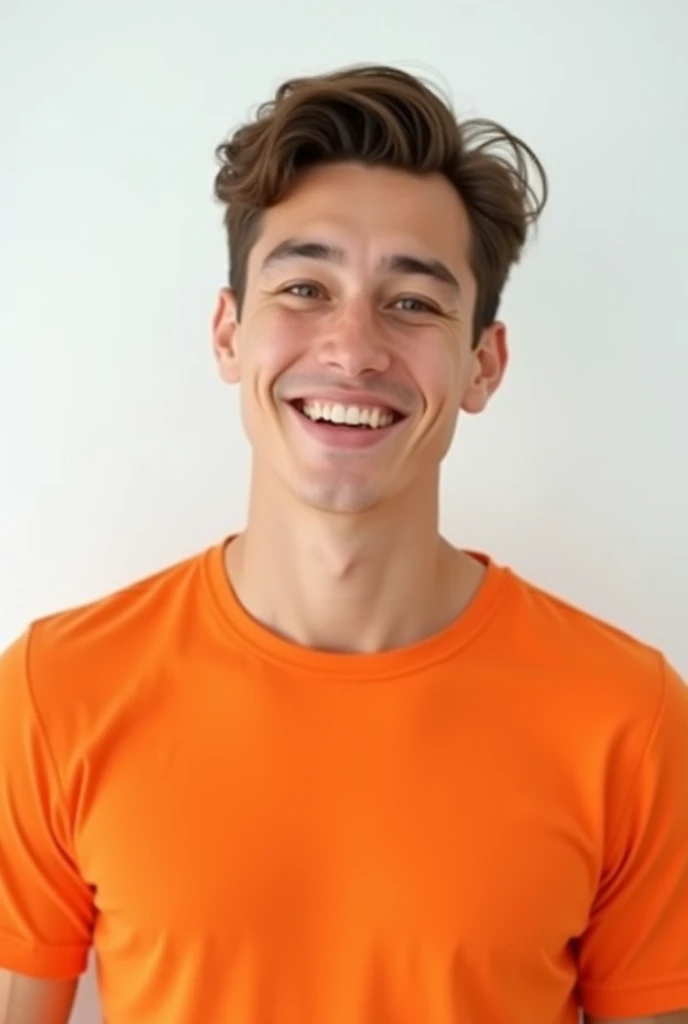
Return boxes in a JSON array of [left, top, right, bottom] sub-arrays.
[[1, 64, 687, 1024]]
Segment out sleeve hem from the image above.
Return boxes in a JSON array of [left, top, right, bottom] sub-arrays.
[[580, 978, 688, 1018], [0, 932, 89, 979]]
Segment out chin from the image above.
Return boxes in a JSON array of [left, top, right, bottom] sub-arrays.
[[295, 479, 387, 515]]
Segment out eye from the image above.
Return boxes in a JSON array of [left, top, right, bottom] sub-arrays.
[[283, 282, 322, 300], [393, 296, 438, 314]]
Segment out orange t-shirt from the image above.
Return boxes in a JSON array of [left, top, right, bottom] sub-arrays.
[[1, 538, 688, 1024]]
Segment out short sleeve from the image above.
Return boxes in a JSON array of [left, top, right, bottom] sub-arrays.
[[0, 630, 94, 978], [577, 658, 688, 1018]]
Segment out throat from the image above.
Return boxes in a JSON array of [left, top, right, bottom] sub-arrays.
[[226, 534, 472, 655]]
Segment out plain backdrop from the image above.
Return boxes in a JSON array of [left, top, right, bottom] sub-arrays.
[[1, 0, 687, 1020]]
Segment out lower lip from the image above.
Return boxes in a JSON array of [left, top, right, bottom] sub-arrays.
[[287, 403, 405, 449]]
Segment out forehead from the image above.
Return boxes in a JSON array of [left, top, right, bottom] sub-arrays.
[[249, 162, 473, 277]]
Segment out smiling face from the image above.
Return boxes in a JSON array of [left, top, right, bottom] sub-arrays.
[[212, 162, 508, 515]]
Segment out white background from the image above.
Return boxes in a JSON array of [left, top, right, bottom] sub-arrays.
[[1, 0, 686, 1019]]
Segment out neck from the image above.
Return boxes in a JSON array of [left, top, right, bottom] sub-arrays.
[[225, 475, 485, 654]]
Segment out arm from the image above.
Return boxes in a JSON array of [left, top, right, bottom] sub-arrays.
[[584, 1014, 688, 1024], [0, 970, 77, 1024], [0, 634, 94, 991], [577, 659, 688, 1020]]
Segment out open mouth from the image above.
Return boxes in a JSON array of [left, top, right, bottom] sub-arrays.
[[290, 399, 405, 431]]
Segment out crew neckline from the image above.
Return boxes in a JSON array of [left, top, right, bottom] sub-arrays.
[[203, 536, 511, 679]]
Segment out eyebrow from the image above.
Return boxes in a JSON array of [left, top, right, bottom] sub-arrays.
[[260, 239, 461, 294]]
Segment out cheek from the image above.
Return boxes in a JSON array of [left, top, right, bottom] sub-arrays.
[[405, 336, 464, 406], [243, 309, 310, 379], [238, 311, 309, 436]]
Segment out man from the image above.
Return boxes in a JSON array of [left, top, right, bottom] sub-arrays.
[[1, 64, 687, 1024]]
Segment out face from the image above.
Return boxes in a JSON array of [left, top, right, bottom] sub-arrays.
[[212, 162, 508, 515]]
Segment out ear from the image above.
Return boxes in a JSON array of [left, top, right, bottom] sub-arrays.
[[461, 321, 509, 414], [212, 288, 241, 384]]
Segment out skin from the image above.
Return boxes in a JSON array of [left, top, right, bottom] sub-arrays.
[[585, 1019, 688, 1024], [0, 971, 78, 1023], [212, 161, 506, 653]]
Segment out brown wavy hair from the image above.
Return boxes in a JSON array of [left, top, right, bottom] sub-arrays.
[[213, 64, 548, 347]]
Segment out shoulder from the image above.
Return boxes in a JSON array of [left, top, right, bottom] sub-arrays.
[[32, 544, 206, 648], [4, 544, 217, 725], [499, 561, 682, 722]]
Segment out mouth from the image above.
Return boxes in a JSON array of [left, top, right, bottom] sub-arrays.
[[289, 398, 406, 431], [286, 397, 408, 450]]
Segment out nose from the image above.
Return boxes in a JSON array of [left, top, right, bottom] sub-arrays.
[[315, 299, 391, 377]]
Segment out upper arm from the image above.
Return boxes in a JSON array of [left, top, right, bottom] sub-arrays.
[[0, 970, 78, 1024], [577, 660, 688, 1019], [0, 633, 94, 979]]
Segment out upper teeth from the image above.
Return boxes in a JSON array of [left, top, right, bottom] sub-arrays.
[[301, 401, 395, 428]]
